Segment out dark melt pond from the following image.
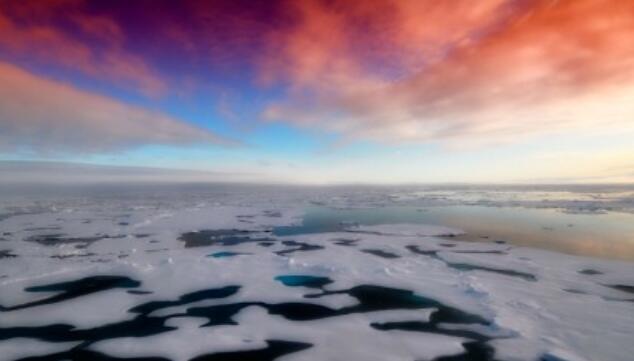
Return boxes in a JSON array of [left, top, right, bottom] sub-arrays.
[[273, 205, 634, 261]]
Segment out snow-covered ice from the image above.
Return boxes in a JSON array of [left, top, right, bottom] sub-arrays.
[[0, 185, 633, 361]]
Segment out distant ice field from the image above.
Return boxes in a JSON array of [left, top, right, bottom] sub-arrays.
[[0, 184, 633, 361]]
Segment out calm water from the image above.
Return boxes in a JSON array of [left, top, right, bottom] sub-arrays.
[[274, 206, 634, 261]]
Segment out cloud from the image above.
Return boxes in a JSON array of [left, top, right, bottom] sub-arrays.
[[262, 0, 634, 145], [0, 0, 166, 96], [0, 160, 258, 184], [2, 0, 633, 152], [0, 62, 234, 153]]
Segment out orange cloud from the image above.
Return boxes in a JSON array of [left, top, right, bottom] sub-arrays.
[[0, 0, 166, 96], [263, 0, 634, 144], [0, 62, 233, 153]]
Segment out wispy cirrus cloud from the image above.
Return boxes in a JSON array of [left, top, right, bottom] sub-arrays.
[[0, 62, 234, 153], [262, 0, 634, 145]]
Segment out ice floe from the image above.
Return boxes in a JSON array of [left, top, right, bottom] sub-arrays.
[[0, 185, 633, 361]]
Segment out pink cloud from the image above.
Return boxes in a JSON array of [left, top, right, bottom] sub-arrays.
[[0, 62, 234, 153], [0, 1, 166, 96], [262, 0, 634, 145]]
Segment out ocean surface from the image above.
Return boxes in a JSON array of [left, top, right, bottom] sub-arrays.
[[274, 205, 634, 260]]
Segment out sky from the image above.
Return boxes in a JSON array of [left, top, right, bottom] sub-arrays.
[[0, 0, 633, 184]]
